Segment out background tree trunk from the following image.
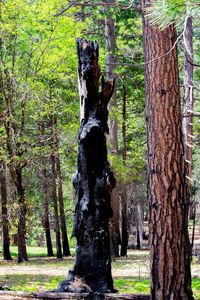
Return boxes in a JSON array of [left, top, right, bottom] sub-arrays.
[[39, 122, 54, 257], [56, 153, 71, 256], [120, 82, 128, 257], [142, 0, 193, 298], [136, 203, 143, 250], [51, 118, 62, 259], [182, 17, 194, 223], [105, 2, 121, 258], [0, 160, 12, 260], [51, 152, 62, 259], [58, 38, 116, 293], [15, 168, 28, 263], [42, 164, 54, 257], [52, 116, 70, 257]]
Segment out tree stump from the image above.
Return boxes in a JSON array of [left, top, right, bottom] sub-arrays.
[[57, 39, 116, 293]]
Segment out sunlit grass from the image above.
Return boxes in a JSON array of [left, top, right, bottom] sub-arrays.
[[5, 246, 75, 259], [0, 247, 199, 298]]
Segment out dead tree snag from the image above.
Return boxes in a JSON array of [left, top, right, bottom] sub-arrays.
[[58, 38, 116, 293]]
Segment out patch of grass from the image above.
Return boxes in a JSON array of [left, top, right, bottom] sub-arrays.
[[192, 278, 200, 300], [0, 247, 199, 298], [114, 277, 150, 294], [0, 274, 63, 292], [0, 272, 200, 298], [7, 246, 75, 259], [0, 256, 74, 268]]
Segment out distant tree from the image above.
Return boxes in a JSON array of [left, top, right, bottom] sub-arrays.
[[52, 115, 70, 256], [105, 1, 121, 258], [120, 81, 128, 256], [0, 160, 12, 260], [39, 122, 54, 257], [51, 115, 62, 259]]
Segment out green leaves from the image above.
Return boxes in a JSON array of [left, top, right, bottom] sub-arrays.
[[145, 0, 200, 30]]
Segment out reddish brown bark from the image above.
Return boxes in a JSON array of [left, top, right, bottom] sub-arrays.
[[142, 1, 193, 298]]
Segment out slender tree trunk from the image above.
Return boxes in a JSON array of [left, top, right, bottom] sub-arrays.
[[182, 17, 194, 227], [3, 67, 28, 262], [39, 122, 54, 257], [109, 186, 121, 258], [51, 127, 62, 259], [120, 186, 128, 257], [42, 166, 54, 257], [16, 168, 28, 263], [183, 17, 193, 180], [56, 154, 70, 256], [105, 4, 121, 257], [51, 115, 70, 256], [0, 160, 12, 260], [191, 204, 196, 249], [120, 82, 128, 257], [58, 38, 116, 293], [142, 1, 193, 298], [136, 203, 143, 250]]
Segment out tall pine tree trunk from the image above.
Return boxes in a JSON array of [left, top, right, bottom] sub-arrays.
[[105, 2, 121, 258], [142, 1, 193, 298], [58, 38, 116, 293], [0, 160, 12, 260]]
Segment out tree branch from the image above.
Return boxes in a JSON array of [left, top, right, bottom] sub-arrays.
[[55, 1, 141, 16]]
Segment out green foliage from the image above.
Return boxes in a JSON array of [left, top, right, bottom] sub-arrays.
[[145, 0, 200, 30]]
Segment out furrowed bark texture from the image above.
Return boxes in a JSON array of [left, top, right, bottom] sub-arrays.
[[58, 38, 116, 293], [142, 2, 193, 299]]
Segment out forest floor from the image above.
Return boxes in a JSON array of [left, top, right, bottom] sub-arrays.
[[0, 248, 200, 298], [0, 223, 200, 298]]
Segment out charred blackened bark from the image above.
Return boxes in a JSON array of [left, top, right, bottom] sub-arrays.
[[58, 39, 116, 293]]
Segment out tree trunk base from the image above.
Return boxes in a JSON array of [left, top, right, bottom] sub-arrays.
[[0, 291, 150, 300]]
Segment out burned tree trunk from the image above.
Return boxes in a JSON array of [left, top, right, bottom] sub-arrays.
[[58, 38, 116, 293]]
